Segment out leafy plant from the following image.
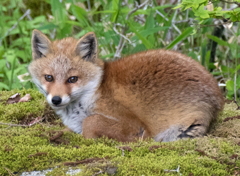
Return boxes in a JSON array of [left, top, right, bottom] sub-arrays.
[[1, 0, 240, 101]]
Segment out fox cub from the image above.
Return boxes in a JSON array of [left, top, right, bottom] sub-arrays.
[[29, 29, 224, 142]]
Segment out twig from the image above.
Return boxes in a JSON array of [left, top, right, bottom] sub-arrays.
[[218, 0, 240, 5], [172, 24, 181, 34], [156, 10, 169, 21], [113, 24, 132, 43], [167, 0, 181, 49], [123, 0, 133, 9], [21, 8, 32, 20], [164, 165, 182, 176], [126, 0, 150, 20], [114, 27, 126, 59], [174, 18, 194, 24], [4, 167, 14, 176], [155, 12, 194, 25], [0, 116, 45, 128], [92, 170, 104, 176], [114, 0, 150, 59], [116, 146, 125, 156], [0, 122, 28, 127], [87, 0, 91, 11], [0, 9, 31, 46], [171, 0, 181, 34], [135, 16, 146, 23]]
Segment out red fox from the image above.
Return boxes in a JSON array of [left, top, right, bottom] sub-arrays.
[[29, 29, 224, 142]]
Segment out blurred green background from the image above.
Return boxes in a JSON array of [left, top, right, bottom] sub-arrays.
[[0, 0, 240, 100]]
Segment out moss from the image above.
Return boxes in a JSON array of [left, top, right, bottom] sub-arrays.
[[0, 89, 47, 123], [1, 89, 240, 175]]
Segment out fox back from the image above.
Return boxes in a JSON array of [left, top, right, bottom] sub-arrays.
[[29, 30, 224, 142]]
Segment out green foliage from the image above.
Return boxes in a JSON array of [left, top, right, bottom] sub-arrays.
[[175, 0, 240, 22], [0, 0, 174, 91], [166, 27, 194, 50], [1, 0, 240, 100], [176, 0, 240, 100]]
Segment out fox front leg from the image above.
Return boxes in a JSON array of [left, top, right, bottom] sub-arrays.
[[82, 114, 150, 142]]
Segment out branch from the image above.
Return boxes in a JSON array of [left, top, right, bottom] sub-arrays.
[[166, 0, 182, 49], [218, 0, 240, 5], [114, 0, 150, 59], [0, 116, 44, 128], [92, 170, 104, 176], [4, 167, 14, 176], [164, 165, 182, 175], [116, 146, 125, 156], [156, 10, 169, 21], [113, 24, 132, 44], [126, 0, 149, 20], [0, 9, 31, 47], [0, 122, 28, 127], [174, 18, 194, 24], [135, 16, 146, 23], [171, 0, 181, 34], [87, 0, 91, 11]]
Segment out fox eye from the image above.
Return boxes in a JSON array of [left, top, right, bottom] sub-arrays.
[[68, 76, 78, 83], [45, 75, 53, 82]]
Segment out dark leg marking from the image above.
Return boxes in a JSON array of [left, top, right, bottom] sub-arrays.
[[135, 127, 144, 137], [178, 124, 202, 139], [66, 107, 69, 115]]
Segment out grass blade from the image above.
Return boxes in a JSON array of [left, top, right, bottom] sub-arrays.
[[166, 27, 194, 50]]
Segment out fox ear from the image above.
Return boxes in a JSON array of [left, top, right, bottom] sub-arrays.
[[31, 29, 52, 60], [75, 32, 98, 62]]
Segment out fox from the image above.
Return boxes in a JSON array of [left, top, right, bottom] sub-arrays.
[[28, 29, 224, 142]]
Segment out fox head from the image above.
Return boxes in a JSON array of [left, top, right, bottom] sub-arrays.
[[28, 29, 104, 109]]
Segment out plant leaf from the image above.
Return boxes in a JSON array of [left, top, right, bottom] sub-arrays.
[[166, 27, 194, 50], [0, 82, 9, 90], [127, 22, 153, 49], [207, 35, 230, 46]]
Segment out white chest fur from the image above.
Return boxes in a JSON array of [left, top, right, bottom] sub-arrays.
[[55, 100, 90, 134]]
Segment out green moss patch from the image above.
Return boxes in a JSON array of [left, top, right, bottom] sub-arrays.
[[0, 89, 47, 123], [1, 89, 240, 175]]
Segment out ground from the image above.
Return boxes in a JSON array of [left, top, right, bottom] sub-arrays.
[[0, 89, 240, 176]]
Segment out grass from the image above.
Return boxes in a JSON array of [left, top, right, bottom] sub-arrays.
[[1, 89, 240, 175]]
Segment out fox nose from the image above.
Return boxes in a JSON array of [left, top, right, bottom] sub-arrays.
[[52, 96, 62, 105]]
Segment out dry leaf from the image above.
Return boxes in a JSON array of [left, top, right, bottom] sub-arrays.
[[6, 93, 21, 105], [19, 94, 32, 102], [17, 73, 31, 82], [50, 131, 64, 141], [207, 2, 213, 11], [28, 117, 42, 126]]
